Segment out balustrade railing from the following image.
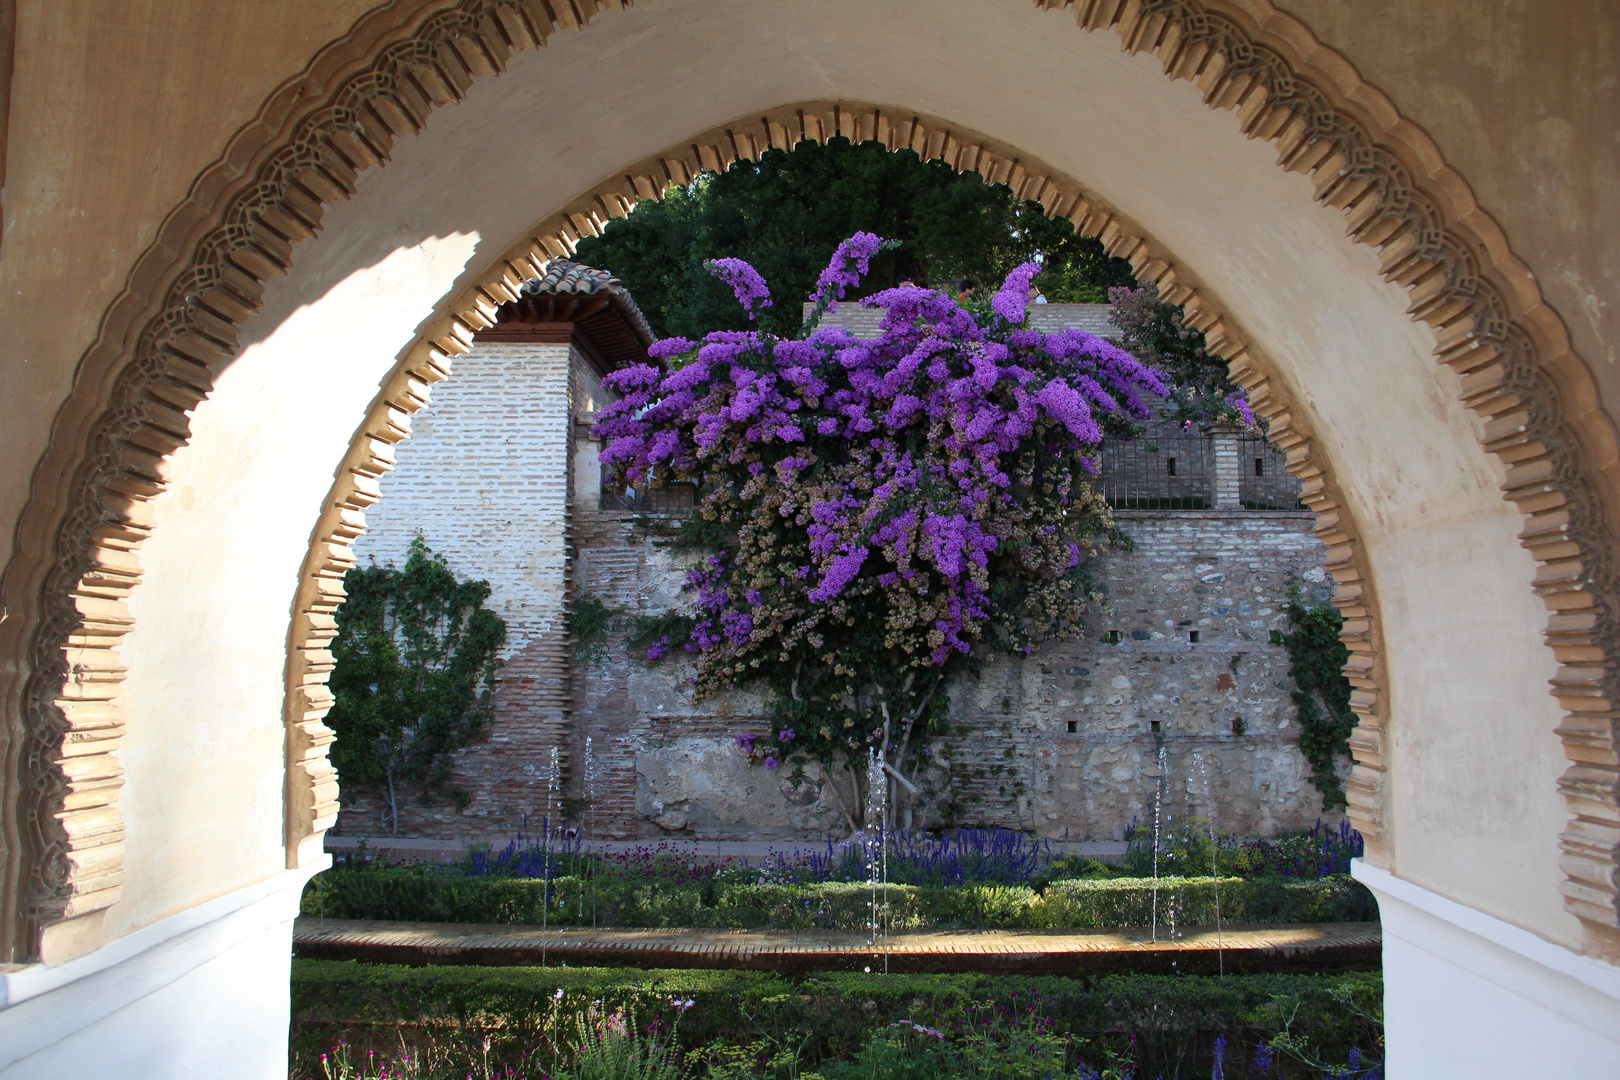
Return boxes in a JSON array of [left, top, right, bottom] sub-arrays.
[[1096, 433, 1212, 509]]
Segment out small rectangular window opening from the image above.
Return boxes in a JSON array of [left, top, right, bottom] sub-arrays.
[[1150, 719, 1162, 734], [1103, 630, 1122, 644], [1188, 630, 1200, 643], [1255, 457, 1266, 476], [1167, 456, 1178, 476], [1066, 720, 1078, 734]]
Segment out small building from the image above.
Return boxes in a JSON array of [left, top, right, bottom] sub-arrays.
[[341, 261, 653, 836], [348, 284, 1336, 843]]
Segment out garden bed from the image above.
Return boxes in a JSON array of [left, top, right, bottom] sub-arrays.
[[291, 961, 1383, 1079]]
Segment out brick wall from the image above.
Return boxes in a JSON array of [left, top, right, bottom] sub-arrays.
[[337, 309, 1337, 844], [342, 340, 577, 836]]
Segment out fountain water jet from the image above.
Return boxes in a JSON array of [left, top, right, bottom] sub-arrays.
[[1150, 742, 1168, 943], [1195, 751, 1225, 975], [541, 745, 558, 966], [863, 747, 890, 974]]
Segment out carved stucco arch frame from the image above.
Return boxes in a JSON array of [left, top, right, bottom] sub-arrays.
[[3, 0, 1616, 962]]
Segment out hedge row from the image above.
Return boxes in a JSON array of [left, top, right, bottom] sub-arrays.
[[291, 961, 1383, 1079], [301, 871, 1376, 929]]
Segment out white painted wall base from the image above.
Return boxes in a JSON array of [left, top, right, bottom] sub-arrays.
[[0, 859, 327, 1080], [1355, 861, 1620, 1079]]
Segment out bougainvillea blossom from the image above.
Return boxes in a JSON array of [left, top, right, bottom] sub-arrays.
[[704, 257, 773, 320], [600, 238, 1169, 827]]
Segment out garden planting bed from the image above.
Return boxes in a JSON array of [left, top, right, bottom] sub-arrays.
[[304, 824, 1375, 934], [290, 962, 1384, 1079]]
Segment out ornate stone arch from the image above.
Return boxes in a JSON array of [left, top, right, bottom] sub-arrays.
[[3, 0, 1616, 963]]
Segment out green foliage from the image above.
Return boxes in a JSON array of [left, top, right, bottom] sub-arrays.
[[559, 1010, 686, 1080], [300, 868, 1375, 929], [327, 536, 507, 832], [1106, 282, 1253, 429], [290, 962, 1383, 1080], [1271, 589, 1357, 811], [815, 1006, 1069, 1080], [627, 609, 699, 652], [570, 593, 625, 669], [573, 137, 1136, 340]]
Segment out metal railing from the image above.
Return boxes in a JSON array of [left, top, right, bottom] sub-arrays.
[[1096, 434, 1212, 509], [1236, 436, 1305, 510], [599, 482, 697, 515]]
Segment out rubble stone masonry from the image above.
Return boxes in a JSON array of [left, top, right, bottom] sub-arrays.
[[576, 507, 1334, 843], [334, 338, 1335, 844]]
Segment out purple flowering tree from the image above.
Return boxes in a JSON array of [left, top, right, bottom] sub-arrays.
[[599, 236, 1169, 832]]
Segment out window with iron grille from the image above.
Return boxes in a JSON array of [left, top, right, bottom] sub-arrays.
[[599, 482, 697, 514]]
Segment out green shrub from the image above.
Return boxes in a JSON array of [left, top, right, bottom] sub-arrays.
[[301, 870, 1376, 929], [289, 961, 1383, 1079]]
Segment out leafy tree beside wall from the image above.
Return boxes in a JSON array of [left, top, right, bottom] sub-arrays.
[[327, 536, 507, 835]]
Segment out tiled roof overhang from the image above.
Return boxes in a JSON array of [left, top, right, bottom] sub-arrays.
[[477, 260, 654, 372]]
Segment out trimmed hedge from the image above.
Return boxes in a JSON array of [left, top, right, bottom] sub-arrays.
[[300, 871, 1376, 929], [290, 961, 1383, 1079]]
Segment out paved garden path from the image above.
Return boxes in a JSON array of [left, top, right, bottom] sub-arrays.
[[292, 918, 1379, 975]]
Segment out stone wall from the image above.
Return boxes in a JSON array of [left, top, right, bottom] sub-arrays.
[[576, 508, 1334, 843], [338, 313, 1335, 843]]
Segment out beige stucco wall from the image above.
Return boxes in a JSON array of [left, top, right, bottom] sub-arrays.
[[1283, 0, 1620, 454], [109, 231, 482, 939], [0, 0, 378, 554], [0, 0, 1611, 958]]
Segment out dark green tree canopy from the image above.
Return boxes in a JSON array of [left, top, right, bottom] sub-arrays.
[[574, 137, 1138, 340]]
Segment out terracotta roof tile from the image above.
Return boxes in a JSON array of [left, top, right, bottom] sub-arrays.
[[519, 260, 655, 344]]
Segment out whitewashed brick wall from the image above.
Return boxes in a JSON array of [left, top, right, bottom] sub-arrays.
[[356, 341, 574, 658], [342, 340, 580, 835]]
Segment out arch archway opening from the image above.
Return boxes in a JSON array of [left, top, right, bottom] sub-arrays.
[[5, 1, 1612, 987]]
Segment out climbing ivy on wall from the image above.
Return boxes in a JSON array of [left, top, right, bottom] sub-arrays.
[[567, 593, 623, 669], [327, 536, 507, 834], [1271, 588, 1358, 811]]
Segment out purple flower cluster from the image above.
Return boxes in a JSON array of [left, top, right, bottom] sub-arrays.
[[991, 260, 1042, 324], [704, 256, 773, 320], [807, 231, 888, 315], [599, 236, 1168, 704]]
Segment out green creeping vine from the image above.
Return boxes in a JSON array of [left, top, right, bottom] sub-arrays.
[[568, 593, 625, 669], [1271, 587, 1358, 811]]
